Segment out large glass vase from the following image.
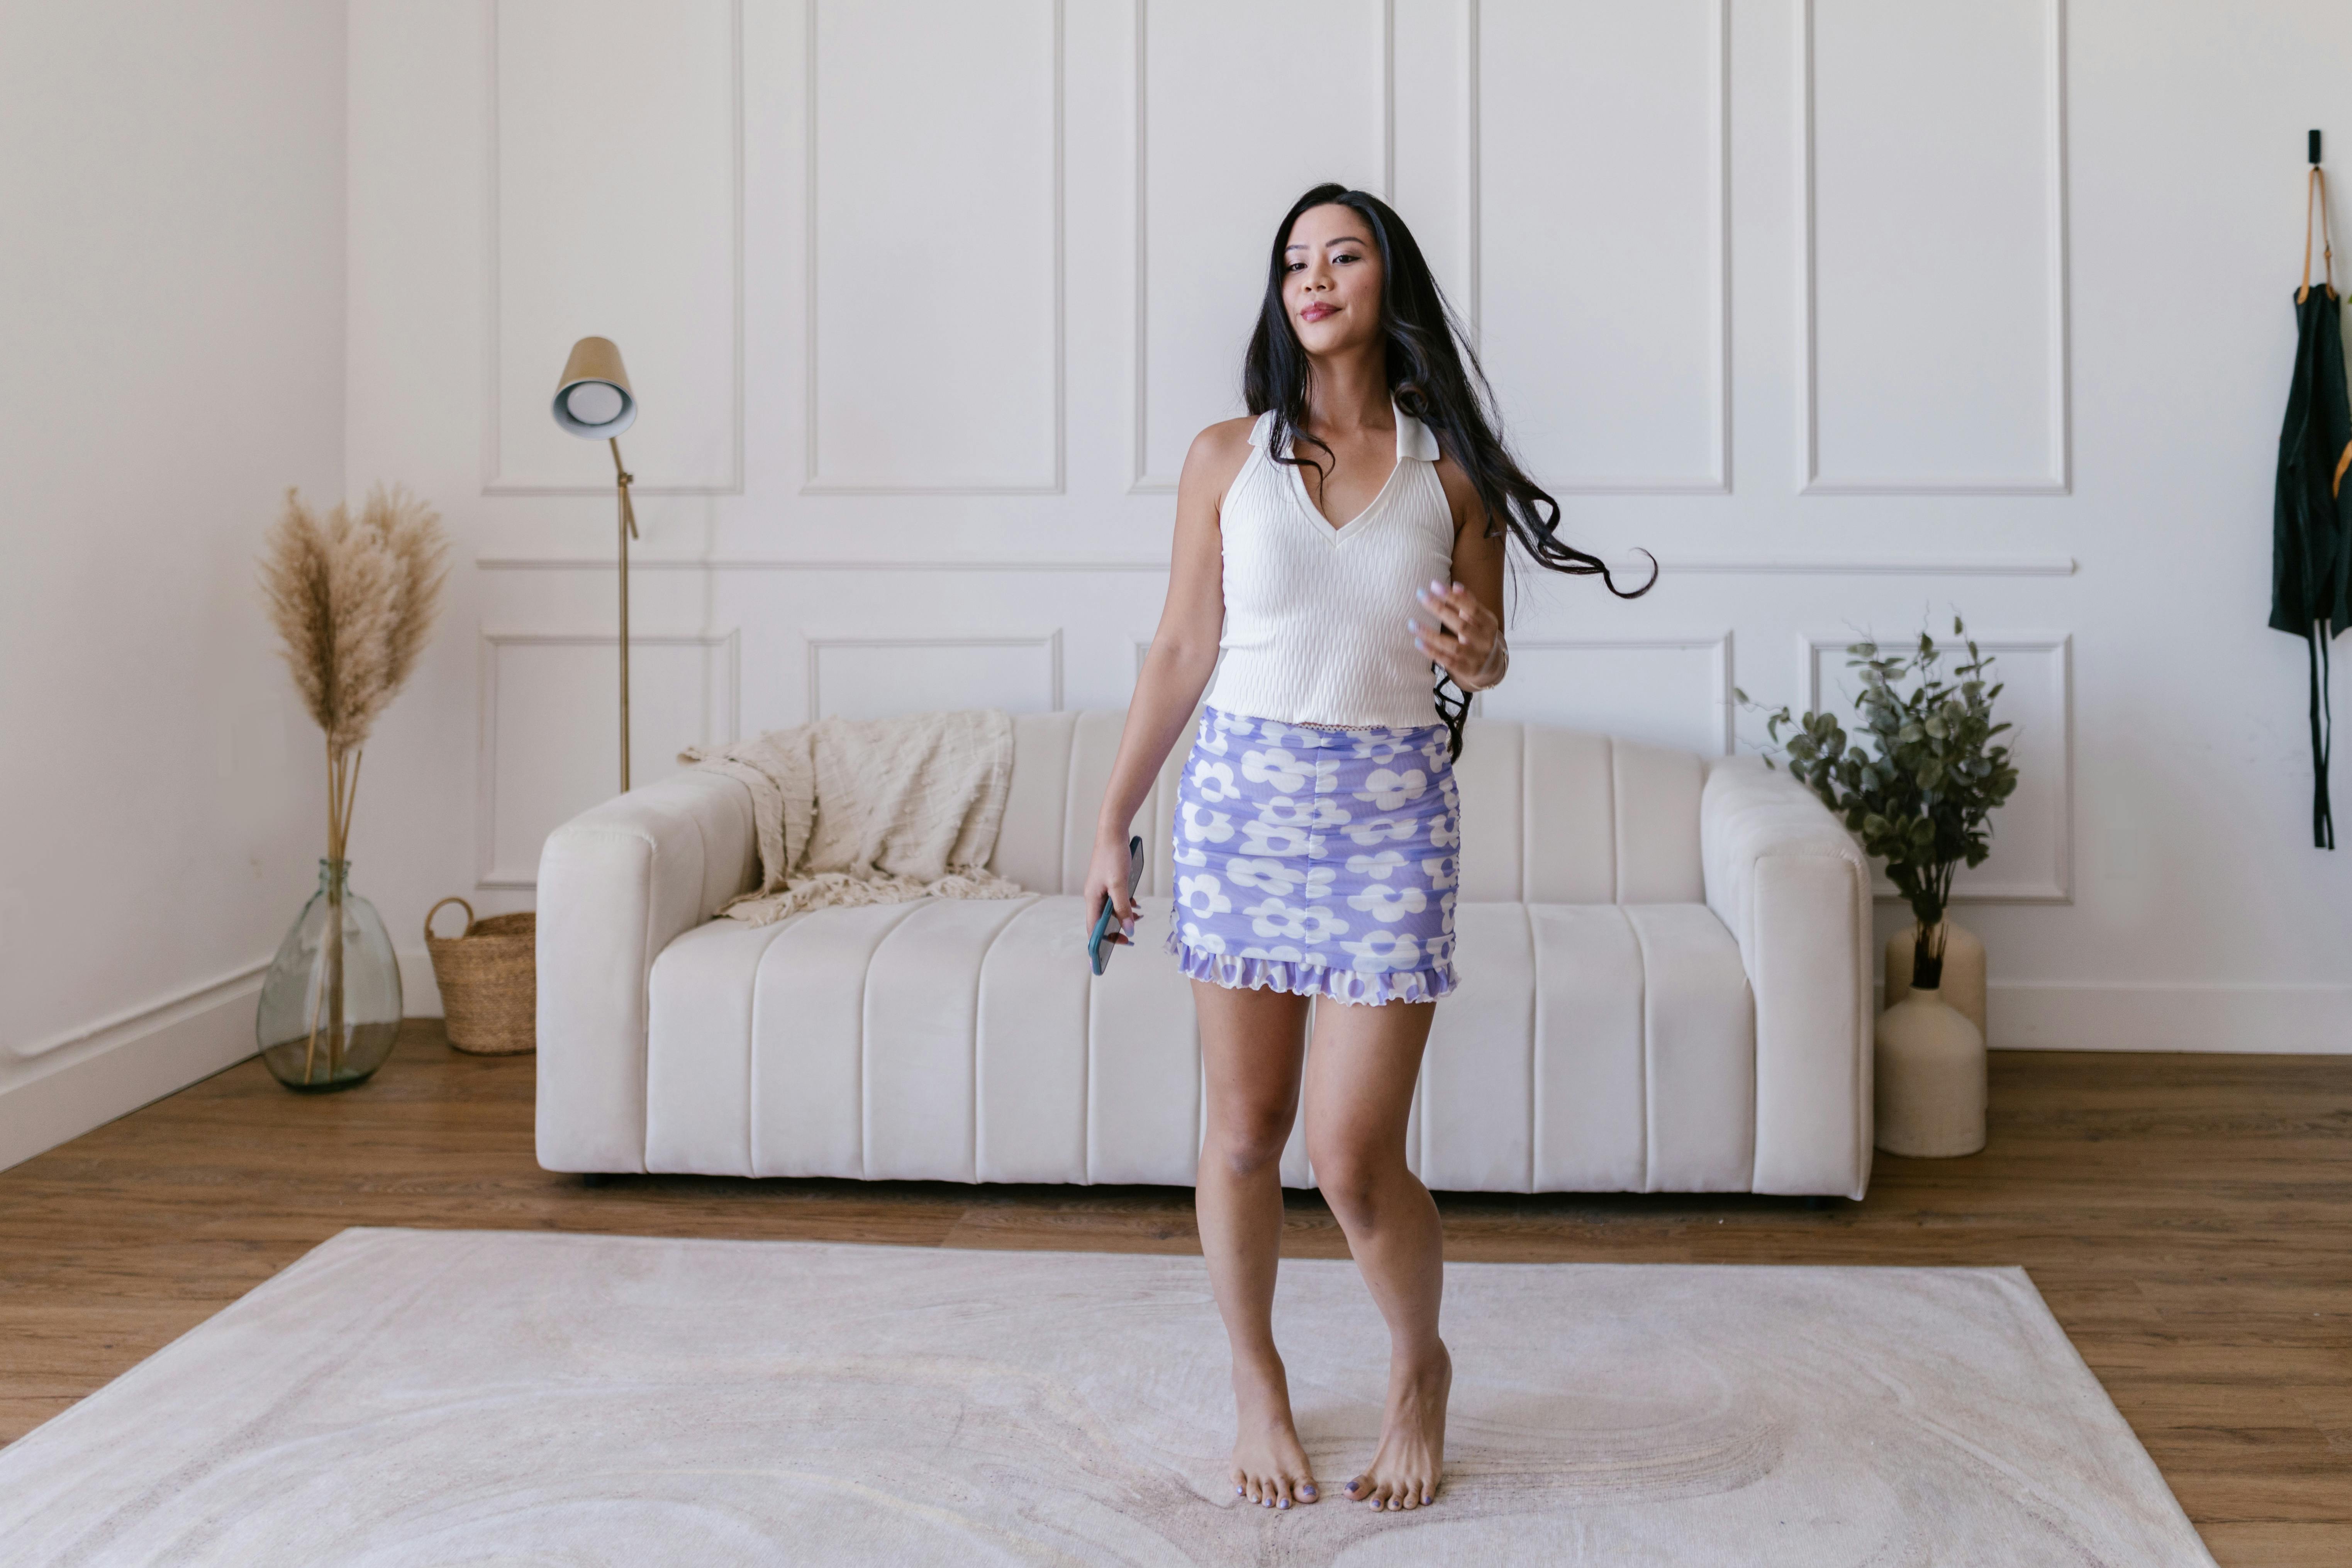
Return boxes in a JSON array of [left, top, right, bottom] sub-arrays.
[[256, 859, 403, 1090]]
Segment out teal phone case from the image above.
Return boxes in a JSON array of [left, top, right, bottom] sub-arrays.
[[1088, 835, 1146, 975]]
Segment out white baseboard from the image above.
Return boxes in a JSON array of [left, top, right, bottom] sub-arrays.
[[0, 968, 265, 1173], [1871, 980, 2352, 1053]]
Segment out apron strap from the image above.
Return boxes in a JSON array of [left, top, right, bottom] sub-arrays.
[[2300, 166, 2335, 303], [2308, 619, 2335, 849]]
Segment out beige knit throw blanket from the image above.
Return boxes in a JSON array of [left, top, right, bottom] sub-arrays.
[[679, 708, 1027, 925]]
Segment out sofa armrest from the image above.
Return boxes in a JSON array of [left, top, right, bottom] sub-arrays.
[[534, 769, 758, 1172], [1700, 755, 1874, 1198]]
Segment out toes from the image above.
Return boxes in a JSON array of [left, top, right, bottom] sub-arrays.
[[1297, 1478, 1320, 1503]]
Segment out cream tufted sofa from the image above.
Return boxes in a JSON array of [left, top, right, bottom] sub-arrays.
[[536, 709, 1875, 1198]]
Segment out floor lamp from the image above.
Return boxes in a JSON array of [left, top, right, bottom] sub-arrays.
[[551, 336, 639, 792]]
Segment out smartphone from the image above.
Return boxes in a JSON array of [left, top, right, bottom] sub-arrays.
[[1087, 835, 1146, 976]]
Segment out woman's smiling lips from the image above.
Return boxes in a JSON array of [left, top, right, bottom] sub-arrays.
[[1300, 302, 1337, 322]]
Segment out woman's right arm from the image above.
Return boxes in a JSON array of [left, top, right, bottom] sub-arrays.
[[1083, 419, 1251, 945]]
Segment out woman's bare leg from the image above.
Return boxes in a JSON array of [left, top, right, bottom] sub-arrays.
[[1192, 978, 1320, 1509], [1302, 996, 1450, 1511]]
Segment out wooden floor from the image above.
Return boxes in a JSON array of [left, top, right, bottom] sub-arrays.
[[1, 1022, 2344, 1563]]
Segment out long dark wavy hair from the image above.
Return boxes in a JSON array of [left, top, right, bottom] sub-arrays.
[[1244, 183, 1658, 761]]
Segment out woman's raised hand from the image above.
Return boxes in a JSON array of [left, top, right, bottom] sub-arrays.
[[1411, 579, 1506, 692]]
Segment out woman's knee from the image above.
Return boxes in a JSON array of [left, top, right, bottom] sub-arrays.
[[1206, 1105, 1295, 1176], [1304, 1136, 1397, 1221]]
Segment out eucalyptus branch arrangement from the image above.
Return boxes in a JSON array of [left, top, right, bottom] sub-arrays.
[[1733, 615, 2020, 991], [258, 484, 449, 1080]]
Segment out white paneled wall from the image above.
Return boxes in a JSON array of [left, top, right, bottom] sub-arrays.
[[1477, 0, 1729, 492], [1803, 0, 2070, 492], [491, 0, 742, 494], [342, 0, 2352, 1052], [807, 0, 1062, 492]]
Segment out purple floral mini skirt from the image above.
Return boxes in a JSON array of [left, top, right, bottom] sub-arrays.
[[1165, 705, 1461, 1005]]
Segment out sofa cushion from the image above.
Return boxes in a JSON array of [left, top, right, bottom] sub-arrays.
[[646, 892, 1754, 1193], [1002, 709, 1707, 907]]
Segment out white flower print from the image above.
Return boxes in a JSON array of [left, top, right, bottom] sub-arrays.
[[1190, 758, 1238, 803], [1348, 882, 1428, 923], [1223, 856, 1298, 894], [1243, 896, 1348, 944], [1438, 888, 1458, 933], [1242, 748, 1336, 799], [1350, 734, 1412, 763], [1341, 928, 1422, 971], [1240, 816, 1311, 858], [1179, 921, 1227, 954], [1346, 849, 1407, 880], [1171, 842, 1208, 867], [1253, 795, 1323, 829], [1177, 873, 1233, 918], [1181, 802, 1235, 844], [1421, 853, 1459, 890], [1346, 814, 1419, 846], [1354, 767, 1427, 810], [1307, 795, 1353, 828], [1426, 812, 1460, 850]]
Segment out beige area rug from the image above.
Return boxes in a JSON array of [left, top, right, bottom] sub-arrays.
[[0, 1227, 2214, 1567]]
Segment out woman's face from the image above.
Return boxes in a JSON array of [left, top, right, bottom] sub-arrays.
[[1282, 203, 1383, 358]]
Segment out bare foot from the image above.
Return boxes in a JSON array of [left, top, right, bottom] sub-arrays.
[[1343, 1341, 1450, 1511], [1228, 1353, 1320, 1510]]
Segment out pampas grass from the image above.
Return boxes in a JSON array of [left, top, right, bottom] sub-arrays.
[[259, 483, 448, 1079]]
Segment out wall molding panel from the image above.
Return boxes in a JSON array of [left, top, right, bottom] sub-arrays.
[[1129, 0, 1396, 493], [1800, 629, 2073, 903], [801, 0, 1066, 495], [1475, 632, 1735, 758], [1799, 0, 2072, 494], [1469, 0, 1731, 494], [483, 0, 746, 497], [805, 632, 1066, 721], [477, 630, 743, 889]]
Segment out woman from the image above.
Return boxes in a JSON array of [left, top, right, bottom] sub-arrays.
[[1085, 184, 1654, 1515]]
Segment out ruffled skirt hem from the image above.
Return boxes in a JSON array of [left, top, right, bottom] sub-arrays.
[[1165, 929, 1455, 1006]]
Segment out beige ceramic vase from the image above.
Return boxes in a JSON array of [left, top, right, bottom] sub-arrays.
[[1874, 983, 1987, 1157], [1885, 918, 1986, 1044]]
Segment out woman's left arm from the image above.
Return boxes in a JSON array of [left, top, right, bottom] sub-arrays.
[[1414, 461, 1508, 692]]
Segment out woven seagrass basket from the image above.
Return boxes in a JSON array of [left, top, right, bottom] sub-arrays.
[[423, 897, 536, 1055]]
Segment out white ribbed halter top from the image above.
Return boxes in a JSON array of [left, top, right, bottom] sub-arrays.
[[1200, 400, 1456, 729]]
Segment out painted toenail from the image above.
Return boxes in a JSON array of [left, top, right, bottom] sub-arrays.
[[1278, 1498, 1290, 1509]]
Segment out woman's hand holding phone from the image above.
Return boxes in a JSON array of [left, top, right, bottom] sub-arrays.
[[1084, 830, 1142, 964]]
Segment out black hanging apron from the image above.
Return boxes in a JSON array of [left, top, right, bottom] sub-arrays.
[[2270, 163, 2352, 849]]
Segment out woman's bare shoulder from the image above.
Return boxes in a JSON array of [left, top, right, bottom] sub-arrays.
[[1177, 414, 1260, 502], [1432, 449, 1497, 538]]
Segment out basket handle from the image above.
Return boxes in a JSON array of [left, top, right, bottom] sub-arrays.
[[425, 896, 477, 944]]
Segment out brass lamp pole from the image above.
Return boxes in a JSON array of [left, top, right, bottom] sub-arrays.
[[552, 336, 639, 792]]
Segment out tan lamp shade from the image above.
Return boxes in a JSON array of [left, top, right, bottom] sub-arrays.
[[552, 336, 637, 438]]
